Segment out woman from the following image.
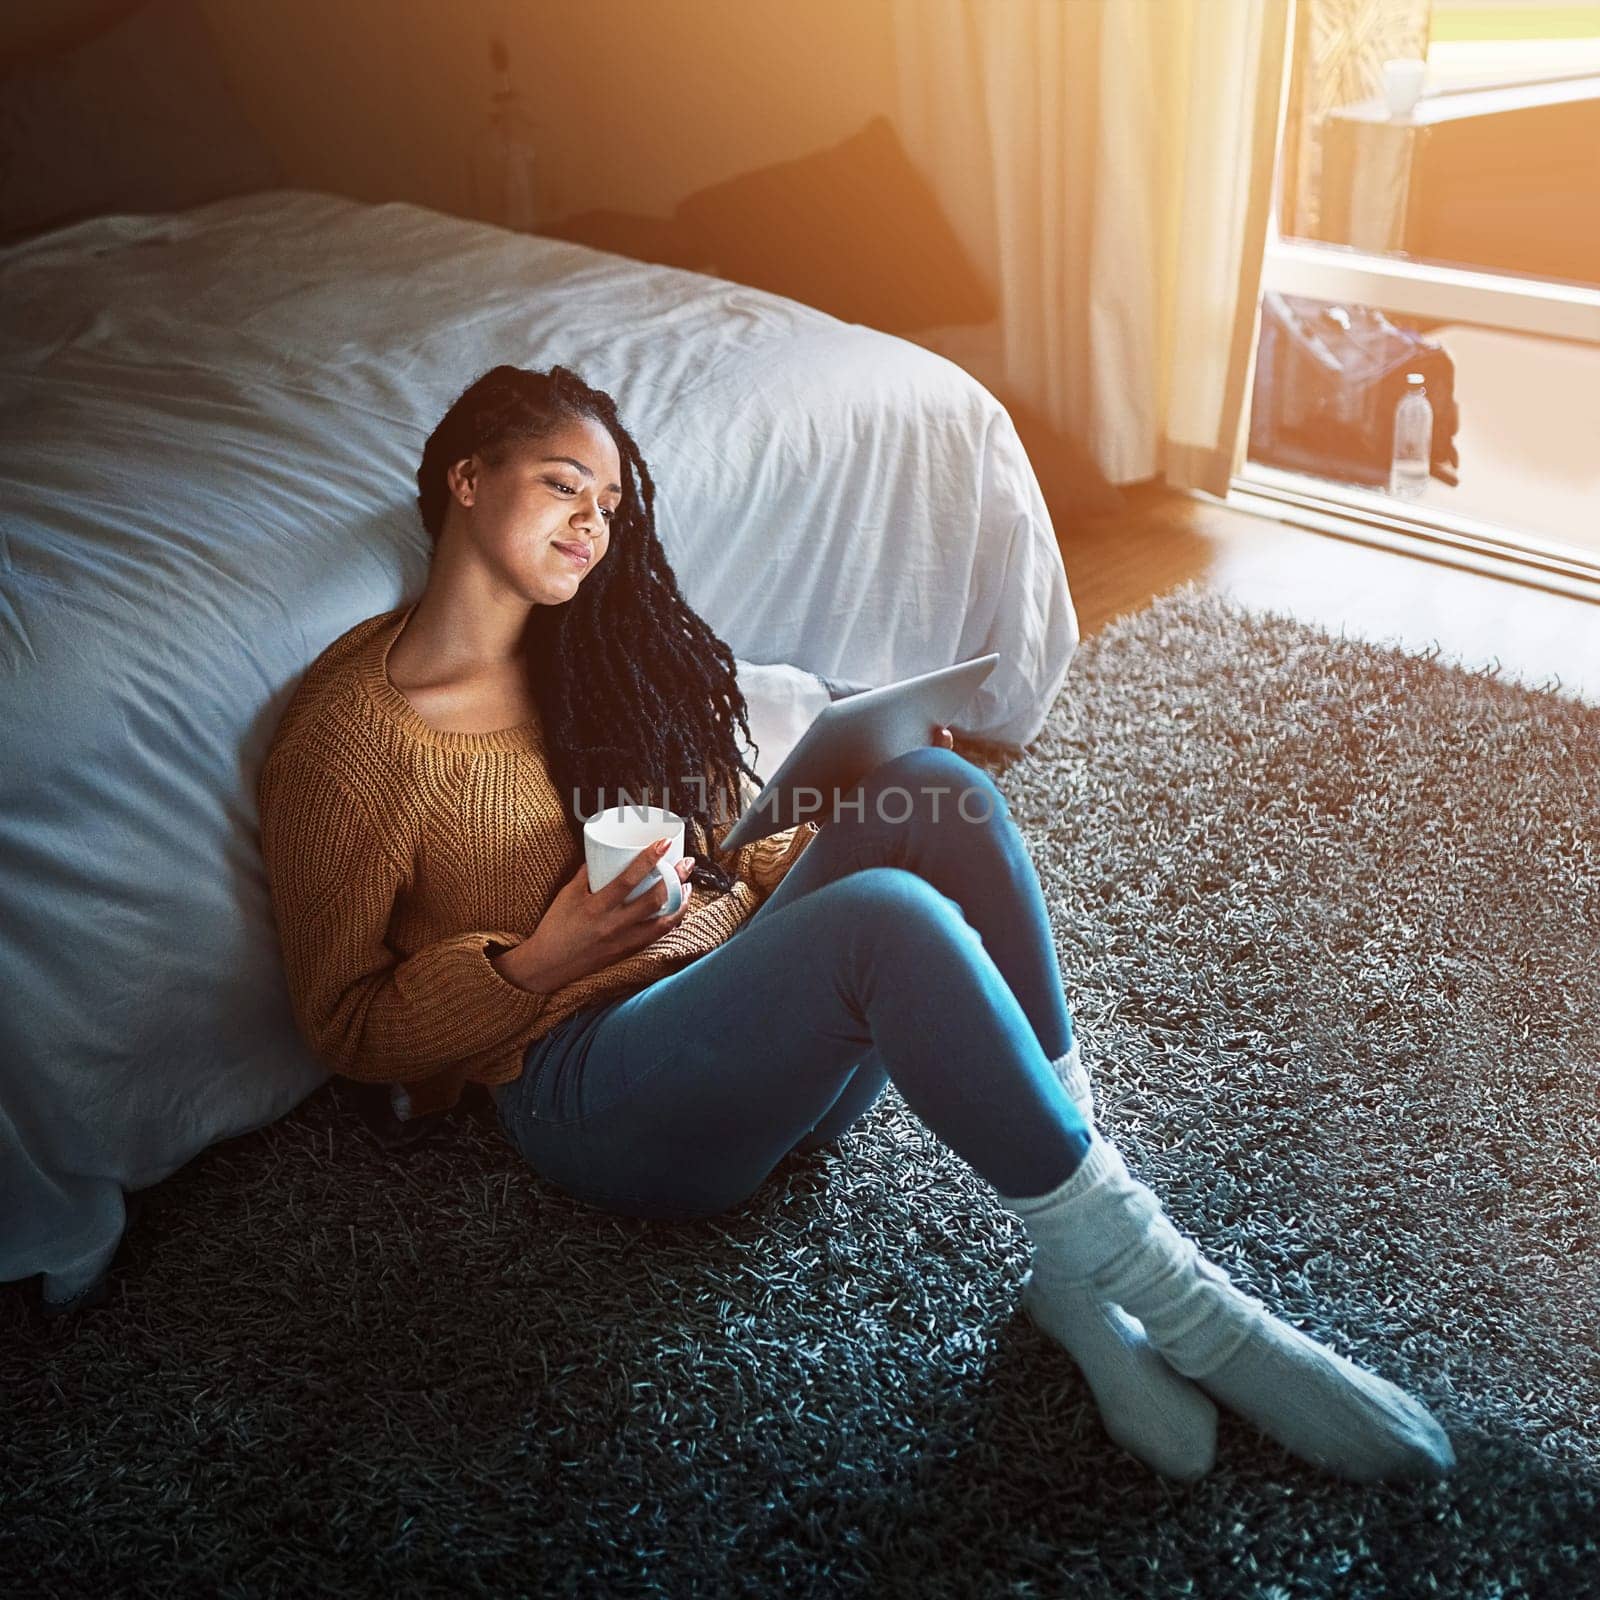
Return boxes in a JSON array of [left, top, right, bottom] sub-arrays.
[[258, 364, 1455, 1485]]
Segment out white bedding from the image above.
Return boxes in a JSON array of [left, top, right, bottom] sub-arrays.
[[0, 190, 1077, 1305]]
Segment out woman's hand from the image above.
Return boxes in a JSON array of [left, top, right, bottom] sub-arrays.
[[933, 724, 954, 749], [493, 842, 696, 994]]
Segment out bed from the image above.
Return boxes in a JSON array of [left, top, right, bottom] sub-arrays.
[[0, 189, 1080, 1307]]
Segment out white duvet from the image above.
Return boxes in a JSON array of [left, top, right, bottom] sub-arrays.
[[0, 190, 1077, 1304]]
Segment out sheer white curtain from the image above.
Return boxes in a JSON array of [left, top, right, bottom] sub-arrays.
[[892, 0, 1293, 496]]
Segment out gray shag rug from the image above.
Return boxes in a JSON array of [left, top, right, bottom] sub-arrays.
[[5, 584, 1598, 1599]]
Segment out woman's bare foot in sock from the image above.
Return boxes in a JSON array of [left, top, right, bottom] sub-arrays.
[[1018, 1052, 1219, 1481], [1078, 1154, 1457, 1484], [1171, 1255, 1456, 1484], [1005, 1138, 1457, 1485], [1022, 1262, 1217, 1482]]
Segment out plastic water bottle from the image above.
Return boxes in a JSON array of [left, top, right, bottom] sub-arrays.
[[1389, 372, 1433, 499]]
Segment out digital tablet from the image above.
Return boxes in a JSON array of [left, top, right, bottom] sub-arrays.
[[715, 653, 1001, 854]]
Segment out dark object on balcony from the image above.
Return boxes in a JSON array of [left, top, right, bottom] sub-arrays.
[[1249, 292, 1460, 490], [1319, 76, 1600, 289]]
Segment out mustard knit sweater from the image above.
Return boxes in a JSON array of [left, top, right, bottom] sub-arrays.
[[257, 605, 818, 1119]]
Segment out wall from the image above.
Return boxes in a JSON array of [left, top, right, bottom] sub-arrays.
[[197, 0, 901, 225]]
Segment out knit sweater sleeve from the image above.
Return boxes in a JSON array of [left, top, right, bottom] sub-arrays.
[[256, 745, 551, 1085], [710, 771, 819, 898]]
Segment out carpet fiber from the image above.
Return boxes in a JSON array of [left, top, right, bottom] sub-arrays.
[[5, 584, 1598, 1598]]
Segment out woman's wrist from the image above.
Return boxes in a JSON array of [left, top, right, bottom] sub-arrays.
[[488, 939, 542, 993]]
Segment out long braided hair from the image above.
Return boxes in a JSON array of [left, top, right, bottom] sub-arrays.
[[415, 364, 763, 898]]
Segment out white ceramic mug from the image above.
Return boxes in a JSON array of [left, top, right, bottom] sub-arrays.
[[582, 804, 686, 918]]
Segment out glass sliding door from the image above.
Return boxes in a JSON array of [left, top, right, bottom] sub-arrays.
[[1235, 0, 1600, 600]]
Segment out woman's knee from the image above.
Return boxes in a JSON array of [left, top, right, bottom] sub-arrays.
[[862, 745, 1006, 827], [828, 866, 968, 937], [819, 869, 982, 998]]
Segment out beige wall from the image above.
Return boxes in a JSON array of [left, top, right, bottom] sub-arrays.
[[198, 0, 900, 224]]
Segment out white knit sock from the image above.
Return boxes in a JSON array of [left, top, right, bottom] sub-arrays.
[[1029, 1046, 1223, 1480], [1047, 1040, 1095, 1127], [1002, 1135, 1456, 1483], [1000, 1093, 1216, 1481], [1015, 1259, 1218, 1480]]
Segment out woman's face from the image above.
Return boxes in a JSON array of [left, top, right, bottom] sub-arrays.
[[447, 414, 623, 605]]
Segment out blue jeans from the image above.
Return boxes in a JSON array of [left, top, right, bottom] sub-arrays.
[[493, 747, 1091, 1218]]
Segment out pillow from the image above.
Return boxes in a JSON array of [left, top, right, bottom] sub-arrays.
[[673, 114, 995, 332], [732, 660, 835, 785], [537, 208, 713, 272], [0, 0, 281, 245]]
